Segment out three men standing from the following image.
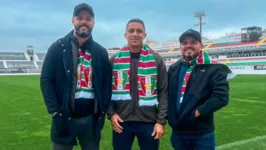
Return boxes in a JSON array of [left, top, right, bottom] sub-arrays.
[[41, 2, 231, 150], [40, 3, 112, 150], [108, 19, 168, 150]]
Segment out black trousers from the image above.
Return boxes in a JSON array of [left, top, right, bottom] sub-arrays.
[[112, 121, 159, 150], [52, 115, 100, 150]]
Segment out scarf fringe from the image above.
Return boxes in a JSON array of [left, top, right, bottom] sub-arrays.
[[111, 94, 132, 101], [139, 99, 159, 106], [227, 72, 236, 80], [75, 91, 94, 99]]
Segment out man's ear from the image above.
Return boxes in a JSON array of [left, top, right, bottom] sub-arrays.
[[144, 32, 147, 39], [72, 17, 75, 25]]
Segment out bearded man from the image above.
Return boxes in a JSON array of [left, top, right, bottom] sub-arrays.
[[40, 3, 112, 150], [167, 29, 234, 150]]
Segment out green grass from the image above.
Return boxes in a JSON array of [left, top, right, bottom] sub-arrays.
[[0, 75, 266, 150]]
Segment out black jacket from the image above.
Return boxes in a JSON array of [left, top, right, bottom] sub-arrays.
[[167, 61, 229, 133], [40, 30, 112, 144]]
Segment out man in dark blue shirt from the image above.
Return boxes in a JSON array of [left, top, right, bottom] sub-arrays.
[[176, 64, 189, 113], [167, 29, 233, 150]]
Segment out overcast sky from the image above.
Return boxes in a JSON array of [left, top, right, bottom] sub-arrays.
[[1, 0, 265, 52]]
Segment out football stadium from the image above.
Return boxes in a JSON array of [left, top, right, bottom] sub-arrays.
[[1, 26, 266, 150]]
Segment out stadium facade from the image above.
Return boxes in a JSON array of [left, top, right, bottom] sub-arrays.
[[1, 26, 266, 75]]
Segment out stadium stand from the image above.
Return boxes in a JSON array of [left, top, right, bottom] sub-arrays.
[[0, 52, 26, 60], [0, 50, 42, 74], [6, 61, 36, 69], [36, 61, 43, 68], [0, 61, 4, 68], [36, 53, 46, 60]]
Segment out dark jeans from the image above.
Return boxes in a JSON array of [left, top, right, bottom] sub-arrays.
[[171, 131, 215, 150], [112, 121, 159, 150], [52, 115, 100, 150]]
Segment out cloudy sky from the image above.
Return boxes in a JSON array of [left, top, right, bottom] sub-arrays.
[[1, 0, 265, 52]]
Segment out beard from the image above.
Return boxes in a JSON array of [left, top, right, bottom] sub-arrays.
[[182, 55, 196, 61], [74, 25, 92, 38], [182, 48, 200, 61]]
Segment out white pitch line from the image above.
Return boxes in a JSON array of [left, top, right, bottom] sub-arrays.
[[232, 98, 266, 104], [216, 135, 266, 150]]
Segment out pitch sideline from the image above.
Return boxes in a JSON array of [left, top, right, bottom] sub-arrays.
[[216, 134, 266, 149]]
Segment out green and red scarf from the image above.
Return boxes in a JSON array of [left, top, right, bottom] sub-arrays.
[[179, 51, 234, 103], [75, 49, 94, 99], [111, 44, 158, 106]]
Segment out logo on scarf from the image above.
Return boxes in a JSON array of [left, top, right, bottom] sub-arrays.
[[77, 66, 93, 88], [139, 75, 156, 97], [113, 71, 129, 91]]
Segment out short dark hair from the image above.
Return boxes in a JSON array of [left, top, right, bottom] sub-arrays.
[[126, 18, 145, 30]]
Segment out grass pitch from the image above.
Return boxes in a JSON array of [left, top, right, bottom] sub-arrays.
[[0, 75, 265, 150]]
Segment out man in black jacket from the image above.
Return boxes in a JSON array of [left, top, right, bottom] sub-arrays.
[[168, 29, 234, 150], [107, 18, 168, 150], [40, 3, 112, 150]]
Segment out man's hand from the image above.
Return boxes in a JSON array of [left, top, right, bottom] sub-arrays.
[[110, 114, 123, 133], [151, 123, 165, 139], [51, 112, 57, 117], [195, 109, 200, 118]]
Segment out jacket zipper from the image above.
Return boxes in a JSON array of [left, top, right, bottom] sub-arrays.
[[132, 69, 136, 117], [131, 55, 137, 117]]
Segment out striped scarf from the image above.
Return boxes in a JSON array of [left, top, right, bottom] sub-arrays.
[[111, 44, 158, 106], [75, 49, 94, 99], [179, 51, 218, 103]]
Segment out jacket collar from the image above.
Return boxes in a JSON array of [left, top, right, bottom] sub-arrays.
[[59, 30, 96, 82], [69, 30, 94, 52], [172, 61, 182, 71]]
